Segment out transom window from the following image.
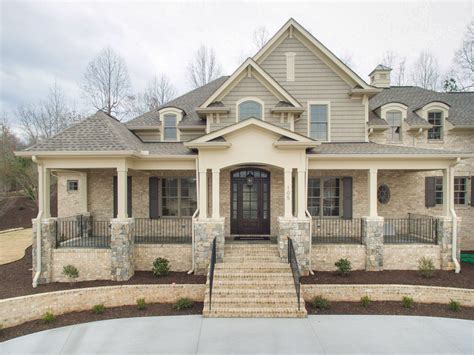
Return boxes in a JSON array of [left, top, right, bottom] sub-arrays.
[[238, 100, 262, 121], [454, 177, 467, 205], [161, 177, 197, 217], [428, 111, 443, 140], [386, 111, 402, 142], [309, 104, 329, 140], [307, 177, 341, 217], [163, 114, 177, 141]]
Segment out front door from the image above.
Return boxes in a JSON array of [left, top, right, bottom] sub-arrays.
[[231, 168, 270, 235]]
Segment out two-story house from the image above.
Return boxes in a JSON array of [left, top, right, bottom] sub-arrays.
[[17, 19, 473, 317]]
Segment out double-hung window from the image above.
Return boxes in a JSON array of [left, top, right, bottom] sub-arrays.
[[309, 104, 329, 140], [386, 111, 402, 142], [307, 177, 341, 217], [454, 177, 467, 205], [163, 114, 177, 141], [428, 111, 443, 140], [161, 177, 197, 217], [434, 177, 443, 205]]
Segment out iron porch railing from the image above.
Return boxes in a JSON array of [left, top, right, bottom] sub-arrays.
[[288, 238, 301, 311], [384, 214, 438, 244], [311, 218, 363, 244], [134, 218, 192, 244], [208, 237, 217, 311], [55, 216, 110, 248]]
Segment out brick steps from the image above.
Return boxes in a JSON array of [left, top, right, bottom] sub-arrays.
[[208, 288, 296, 298]]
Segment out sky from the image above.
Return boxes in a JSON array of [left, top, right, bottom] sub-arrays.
[[0, 0, 472, 128]]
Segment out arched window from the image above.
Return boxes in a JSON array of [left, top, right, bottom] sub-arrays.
[[386, 110, 402, 142], [238, 100, 262, 121]]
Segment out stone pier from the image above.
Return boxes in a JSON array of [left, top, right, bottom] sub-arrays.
[[193, 218, 225, 275], [363, 217, 384, 271], [437, 216, 461, 270], [277, 217, 311, 275], [32, 218, 57, 285], [110, 218, 135, 281]]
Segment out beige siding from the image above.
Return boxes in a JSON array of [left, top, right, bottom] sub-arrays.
[[260, 36, 366, 141]]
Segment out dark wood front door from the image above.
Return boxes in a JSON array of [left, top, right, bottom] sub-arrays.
[[231, 168, 270, 235]]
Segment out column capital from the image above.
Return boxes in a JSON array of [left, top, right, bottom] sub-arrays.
[[211, 168, 220, 174], [284, 167, 293, 174]]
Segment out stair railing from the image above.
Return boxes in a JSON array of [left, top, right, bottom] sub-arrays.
[[288, 238, 301, 311], [208, 237, 217, 311]]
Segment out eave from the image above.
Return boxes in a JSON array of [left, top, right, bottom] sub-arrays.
[[271, 107, 305, 114], [273, 141, 320, 149]]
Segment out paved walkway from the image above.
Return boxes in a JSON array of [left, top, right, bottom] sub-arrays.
[[0, 228, 31, 265], [1, 315, 472, 354]]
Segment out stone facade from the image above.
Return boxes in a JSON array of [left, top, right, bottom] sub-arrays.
[[51, 249, 111, 282], [363, 217, 384, 271], [32, 218, 57, 285], [384, 245, 441, 270], [277, 217, 311, 275], [437, 216, 461, 270], [193, 218, 225, 274], [134, 244, 192, 272], [311, 245, 366, 271], [110, 218, 135, 281]]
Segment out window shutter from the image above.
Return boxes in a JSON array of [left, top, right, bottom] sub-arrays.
[[425, 176, 436, 208], [113, 176, 118, 218], [127, 176, 132, 217], [342, 177, 353, 219], [471, 177, 474, 207], [149, 177, 159, 219]]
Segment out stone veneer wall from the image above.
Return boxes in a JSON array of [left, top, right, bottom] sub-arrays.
[[134, 244, 192, 272], [57, 172, 83, 217], [193, 219, 225, 275], [277, 217, 311, 274], [110, 219, 135, 281], [51, 249, 111, 282], [32, 218, 56, 284], [384, 245, 441, 270], [311, 245, 366, 271]]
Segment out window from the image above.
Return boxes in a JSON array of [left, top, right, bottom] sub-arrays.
[[161, 177, 197, 217], [454, 177, 467, 205], [435, 177, 443, 205], [377, 184, 391, 204], [238, 100, 262, 121], [309, 104, 329, 140], [163, 114, 177, 141], [386, 111, 402, 142], [428, 111, 443, 140], [67, 180, 78, 192], [307, 177, 341, 217]]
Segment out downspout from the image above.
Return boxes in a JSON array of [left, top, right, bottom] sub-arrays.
[[32, 156, 42, 288], [450, 158, 461, 274], [305, 156, 314, 275], [187, 158, 199, 274]]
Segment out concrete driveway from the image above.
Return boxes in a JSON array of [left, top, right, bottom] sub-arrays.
[[1, 315, 472, 354], [0, 228, 32, 265]]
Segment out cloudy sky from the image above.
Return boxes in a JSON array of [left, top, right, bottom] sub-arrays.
[[1, 0, 472, 127]]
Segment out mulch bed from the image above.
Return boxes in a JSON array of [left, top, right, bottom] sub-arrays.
[[301, 262, 474, 289], [0, 302, 203, 343], [0, 246, 206, 300], [306, 301, 474, 321]]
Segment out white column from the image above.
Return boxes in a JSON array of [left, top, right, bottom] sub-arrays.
[[443, 168, 453, 217], [368, 168, 378, 217], [297, 168, 306, 219], [284, 168, 293, 218], [117, 168, 128, 219], [199, 170, 208, 219], [79, 172, 88, 213], [37, 164, 51, 218], [212, 169, 220, 219]]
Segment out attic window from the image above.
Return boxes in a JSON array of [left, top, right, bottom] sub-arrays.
[[238, 100, 262, 121], [163, 114, 177, 141]]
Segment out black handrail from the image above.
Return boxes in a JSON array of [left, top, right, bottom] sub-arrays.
[[208, 237, 217, 311], [288, 238, 301, 311]]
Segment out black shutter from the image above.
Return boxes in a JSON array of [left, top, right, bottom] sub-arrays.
[[113, 176, 118, 218], [342, 177, 353, 219], [127, 176, 132, 217], [471, 176, 473, 207], [149, 177, 159, 219], [425, 176, 436, 208]]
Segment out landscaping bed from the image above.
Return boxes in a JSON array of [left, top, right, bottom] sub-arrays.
[[0, 302, 203, 342], [306, 301, 474, 320], [302, 262, 474, 289], [0, 247, 206, 300]]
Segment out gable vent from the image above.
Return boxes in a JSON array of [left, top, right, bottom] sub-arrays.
[[286, 52, 295, 82]]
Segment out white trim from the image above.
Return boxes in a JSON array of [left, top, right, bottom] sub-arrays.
[[285, 52, 295, 82], [159, 107, 183, 142], [418, 103, 449, 141], [236, 97, 265, 122], [381, 105, 406, 143], [307, 100, 331, 142]]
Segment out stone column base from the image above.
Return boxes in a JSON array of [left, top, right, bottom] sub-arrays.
[[363, 216, 384, 271], [277, 217, 311, 275], [193, 218, 225, 275], [437, 216, 461, 270], [32, 218, 57, 285], [110, 218, 135, 281]]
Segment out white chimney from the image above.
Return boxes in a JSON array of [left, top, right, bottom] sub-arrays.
[[369, 64, 392, 88]]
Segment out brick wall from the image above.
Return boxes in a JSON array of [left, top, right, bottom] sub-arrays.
[[51, 249, 112, 282], [384, 245, 441, 270], [134, 244, 192, 272], [311, 245, 366, 271], [57, 172, 83, 218]]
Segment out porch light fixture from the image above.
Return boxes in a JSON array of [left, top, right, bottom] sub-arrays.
[[246, 172, 254, 187]]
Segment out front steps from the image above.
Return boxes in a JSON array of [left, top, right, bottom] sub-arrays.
[[203, 244, 307, 318]]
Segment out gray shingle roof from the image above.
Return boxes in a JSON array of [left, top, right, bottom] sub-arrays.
[[126, 76, 229, 128], [368, 111, 388, 126], [370, 87, 474, 127]]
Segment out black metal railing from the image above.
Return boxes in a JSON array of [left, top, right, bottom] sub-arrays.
[[208, 237, 217, 311], [312, 218, 363, 244], [384, 214, 438, 244], [288, 238, 301, 311], [56, 216, 110, 248], [134, 218, 192, 244]]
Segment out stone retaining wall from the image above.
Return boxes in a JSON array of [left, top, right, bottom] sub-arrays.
[[311, 245, 366, 271], [0, 284, 205, 328], [384, 245, 441, 270], [134, 244, 192, 272], [51, 249, 111, 282]]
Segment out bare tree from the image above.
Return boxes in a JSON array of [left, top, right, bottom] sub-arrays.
[[130, 75, 177, 115], [253, 26, 269, 51], [448, 21, 474, 91], [381, 50, 408, 86], [187, 45, 222, 89], [81, 47, 132, 117], [411, 51, 440, 90]]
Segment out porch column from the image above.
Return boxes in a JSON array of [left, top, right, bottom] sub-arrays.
[[212, 168, 220, 219], [199, 170, 208, 219], [37, 164, 51, 218], [284, 168, 293, 218], [442, 168, 453, 217], [368, 168, 378, 217], [297, 168, 306, 219], [116, 168, 128, 219], [79, 172, 88, 213]]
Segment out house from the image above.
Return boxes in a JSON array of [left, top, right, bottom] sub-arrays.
[[17, 19, 473, 317]]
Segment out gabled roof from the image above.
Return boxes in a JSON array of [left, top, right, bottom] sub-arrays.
[[369, 64, 392, 76], [253, 18, 375, 91], [199, 58, 301, 108]]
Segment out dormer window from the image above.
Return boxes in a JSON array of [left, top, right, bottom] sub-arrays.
[[238, 99, 263, 121], [427, 111, 443, 140], [386, 110, 402, 142], [163, 114, 177, 141]]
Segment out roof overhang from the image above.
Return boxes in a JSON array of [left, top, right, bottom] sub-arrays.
[[349, 88, 382, 97], [368, 125, 389, 131], [273, 141, 319, 149], [448, 125, 474, 130], [195, 107, 231, 115], [271, 107, 305, 114], [127, 126, 161, 131]]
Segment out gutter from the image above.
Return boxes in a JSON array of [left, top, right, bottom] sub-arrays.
[[32, 156, 42, 288], [450, 158, 461, 274]]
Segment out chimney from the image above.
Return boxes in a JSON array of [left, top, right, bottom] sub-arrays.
[[369, 64, 392, 88]]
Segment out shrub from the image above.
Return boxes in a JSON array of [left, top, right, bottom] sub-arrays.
[[311, 296, 330, 310], [401, 296, 414, 309], [152, 257, 170, 276], [174, 298, 194, 310], [137, 298, 147, 310], [449, 300, 460, 312], [335, 258, 352, 276], [92, 304, 106, 314], [43, 312, 56, 323], [418, 257, 435, 278], [62, 264, 79, 284], [360, 296, 371, 307]]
